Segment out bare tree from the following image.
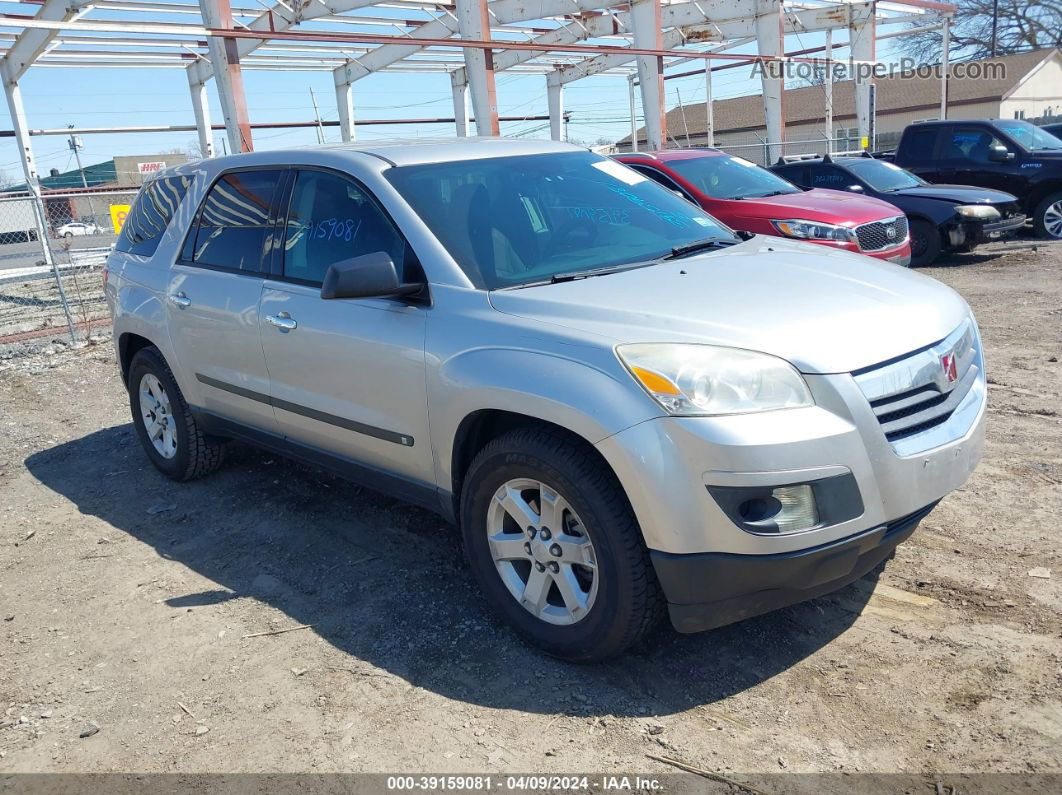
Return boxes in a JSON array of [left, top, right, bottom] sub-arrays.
[[901, 0, 1062, 62]]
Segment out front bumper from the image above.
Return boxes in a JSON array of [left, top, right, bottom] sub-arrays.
[[950, 213, 1027, 248], [860, 240, 912, 264], [595, 323, 986, 630], [654, 502, 937, 633]]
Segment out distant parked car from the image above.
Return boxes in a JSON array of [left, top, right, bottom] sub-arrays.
[[771, 155, 1025, 266], [1040, 122, 1062, 140], [57, 221, 102, 238], [613, 149, 911, 265], [882, 119, 1062, 238]]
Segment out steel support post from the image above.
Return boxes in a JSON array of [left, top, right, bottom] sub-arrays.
[[547, 73, 565, 141], [755, 0, 785, 163], [334, 71, 356, 142], [824, 28, 833, 152], [199, 0, 253, 152], [455, 0, 499, 136], [187, 71, 215, 158], [450, 72, 470, 137], [2, 76, 75, 342], [628, 75, 639, 152], [704, 61, 714, 147], [849, 1, 876, 150], [631, 0, 665, 151]]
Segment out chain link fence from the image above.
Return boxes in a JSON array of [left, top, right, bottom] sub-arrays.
[[712, 136, 856, 166], [0, 188, 137, 348]]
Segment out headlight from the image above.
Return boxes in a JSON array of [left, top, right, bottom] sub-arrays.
[[955, 204, 1001, 220], [617, 343, 814, 416], [771, 219, 854, 242]]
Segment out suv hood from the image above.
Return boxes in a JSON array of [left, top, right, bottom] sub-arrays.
[[891, 184, 1017, 204], [740, 188, 902, 225], [488, 237, 969, 374]]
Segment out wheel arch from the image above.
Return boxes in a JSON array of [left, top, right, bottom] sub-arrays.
[[1026, 180, 1062, 214], [118, 331, 158, 384], [448, 410, 619, 524]]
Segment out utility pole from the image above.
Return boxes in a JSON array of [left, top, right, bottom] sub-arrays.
[[990, 0, 999, 57], [68, 126, 88, 189], [309, 87, 325, 144], [68, 124, 98, 229]]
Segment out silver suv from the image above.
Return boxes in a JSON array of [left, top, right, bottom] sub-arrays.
[[105, 139, 986, 662]]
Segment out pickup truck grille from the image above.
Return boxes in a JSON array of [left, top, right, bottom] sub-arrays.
[[855, 215, 908, 252], [853, 321, 982, 451]]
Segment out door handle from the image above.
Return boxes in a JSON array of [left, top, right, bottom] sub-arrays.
[[266, 312, 297, 332], [168, 292, 191, 309]]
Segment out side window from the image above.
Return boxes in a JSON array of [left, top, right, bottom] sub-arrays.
[[773, 164, 807, 186], [903, 128, 938, 160], [282, 170, 408, 286], [944, 128, 1006, 163], [627, 165, 693, 200], [808, 166, 851, 189], [192, 170, 283, 273], [114, 175, 192, 257]]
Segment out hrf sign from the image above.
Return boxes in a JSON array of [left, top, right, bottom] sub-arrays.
[[137, 161, 166, 175]]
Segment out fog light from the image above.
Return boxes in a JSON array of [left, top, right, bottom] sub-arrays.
[[738, 485, 819, 534]]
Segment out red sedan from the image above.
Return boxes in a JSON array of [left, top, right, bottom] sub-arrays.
[[614, 149, 912, 265]]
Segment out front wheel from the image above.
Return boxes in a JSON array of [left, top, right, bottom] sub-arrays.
[[909, 219, 942, 267], [1033, 191, 1062, 239], [460, 427, 663, 662]]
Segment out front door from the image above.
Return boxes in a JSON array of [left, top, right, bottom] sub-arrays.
[[259, 168, 433, 487], [166, 168, 286, 434]]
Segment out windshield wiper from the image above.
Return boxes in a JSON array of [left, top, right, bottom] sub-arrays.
[[663, 237, 739, 260], [496, 262, 652, 290]]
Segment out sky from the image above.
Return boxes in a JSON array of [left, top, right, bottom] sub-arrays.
[[0, 1, 918, 183]]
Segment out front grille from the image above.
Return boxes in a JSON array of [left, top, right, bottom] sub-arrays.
[[855, 215, 908, 251], [853, 321, 982, 451]]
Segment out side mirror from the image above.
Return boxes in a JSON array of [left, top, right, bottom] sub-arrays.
[[988, 145, 1014, 163], [320, 251, 423, 300], [847, 184, 864, 193]]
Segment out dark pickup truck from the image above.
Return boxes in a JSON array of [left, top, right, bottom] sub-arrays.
[[881, 119, 1062, 239]]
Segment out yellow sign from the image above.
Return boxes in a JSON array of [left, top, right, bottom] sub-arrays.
[[860, 136, 870, 150], [110, 204, 130, 234]]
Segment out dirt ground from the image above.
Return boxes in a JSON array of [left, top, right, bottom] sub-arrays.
[[1, 240, 1060, 779]]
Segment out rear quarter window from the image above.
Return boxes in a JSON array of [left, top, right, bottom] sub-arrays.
[[114, 175, 193, 257], [902, 128, 939, 160]]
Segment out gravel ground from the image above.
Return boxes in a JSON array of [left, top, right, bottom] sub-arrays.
[[0, 240, 1060, 779]]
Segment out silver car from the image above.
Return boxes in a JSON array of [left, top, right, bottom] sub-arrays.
[[105, 139, 985, 662]]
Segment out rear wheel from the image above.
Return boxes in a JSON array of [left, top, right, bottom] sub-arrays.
[[127, 346, 225, 481], [1033, 191, 1062, 239], [909, 219, 942, 267], [460, 427, 663, 662]]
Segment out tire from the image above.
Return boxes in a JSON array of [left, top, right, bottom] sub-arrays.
[[1033, 191, 1062, 239], [62, 232, 72, 239], [127, 346, 225, 481], [909, 219, 942, 267], [460, 426, 664, 662]]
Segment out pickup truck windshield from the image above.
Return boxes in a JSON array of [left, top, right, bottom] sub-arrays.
[[386, 151, 734, 289], [995, 120, 1062, 152], [843, 159, 926, 192], [666, 154, 801, 200]]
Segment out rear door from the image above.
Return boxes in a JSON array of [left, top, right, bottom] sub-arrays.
[[897, 125, 944, 182], [166, 167, 285, 434], [258, 167, 433, 488]]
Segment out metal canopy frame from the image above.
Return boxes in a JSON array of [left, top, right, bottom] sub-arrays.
[[1, 0, 954, 190]]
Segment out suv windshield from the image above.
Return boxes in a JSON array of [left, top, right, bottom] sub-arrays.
[[843, 158, 925, 191], [386, 151, 733, 289], [994, 120, 1062, 151], [665, 154, 800, 200]]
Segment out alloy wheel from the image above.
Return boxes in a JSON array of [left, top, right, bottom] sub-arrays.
[[139, 373, 177, 459], [1044, 200, 1062, 239], [486, 478, 598, 626]]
